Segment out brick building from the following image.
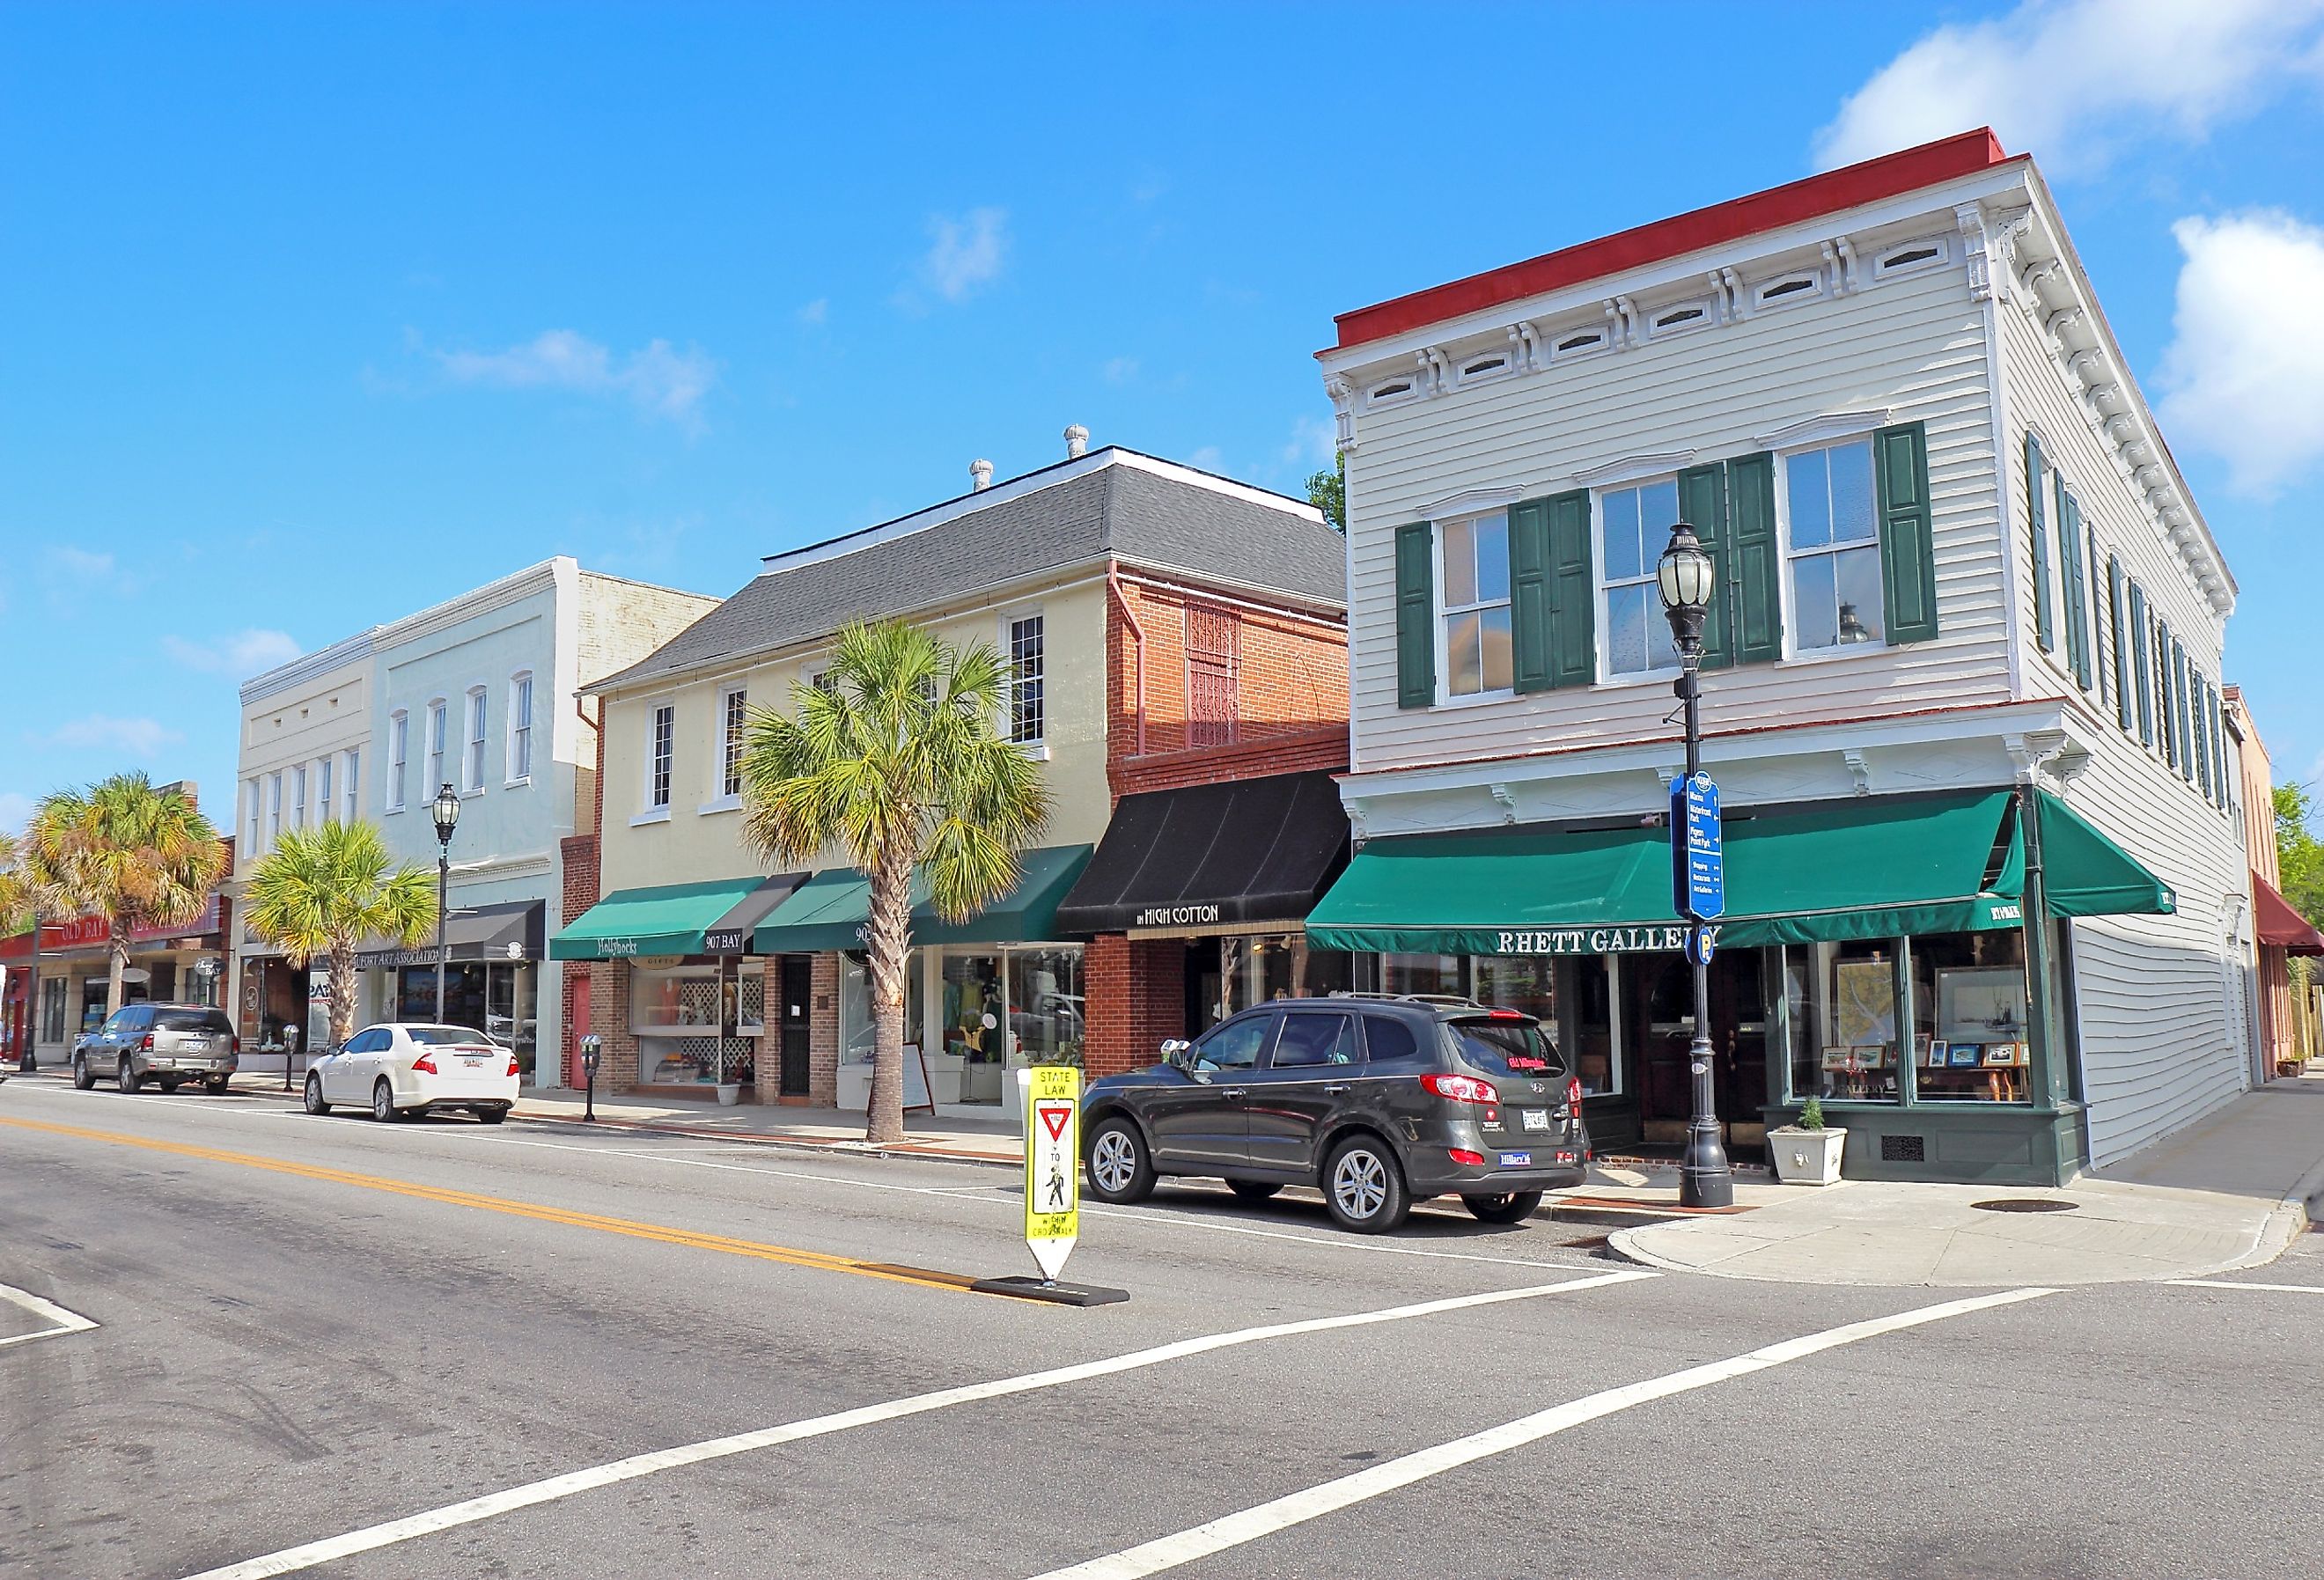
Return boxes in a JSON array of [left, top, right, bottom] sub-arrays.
[[553, 441, 1349, 1116]]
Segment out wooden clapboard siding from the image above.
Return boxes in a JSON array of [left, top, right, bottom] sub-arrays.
[[1345, 255, 2012, 774], [1997, 278, 2247, 1168]]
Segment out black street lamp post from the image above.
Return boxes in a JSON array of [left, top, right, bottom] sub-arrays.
[[431, 783, 461, 1023], [1657, 522, 1735, 1210]]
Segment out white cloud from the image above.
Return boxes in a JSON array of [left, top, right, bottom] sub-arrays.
[[1102, 356, 1140, 385], [47, 545, 115, 577], [1814, 0, 2324, 174], [797, 298, 828, 326], [923, 208, 1009, 302], [1187, 445, 1225, 474], [1283, 413, 1337, 468], [160, 628, 302, 677], [434, 329, 716, 424], [2157, 210, 2324, 498], [39, 715, 182, 759]]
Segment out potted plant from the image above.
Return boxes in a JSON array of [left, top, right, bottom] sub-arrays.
[[1767, 1096, 1848, 1186]]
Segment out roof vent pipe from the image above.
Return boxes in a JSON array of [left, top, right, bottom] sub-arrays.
[[970, 459, 994, 491], [1064, 423, 1089, 459]]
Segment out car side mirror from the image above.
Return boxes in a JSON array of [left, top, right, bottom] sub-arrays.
[[1159, 1038, 1192, 1068]]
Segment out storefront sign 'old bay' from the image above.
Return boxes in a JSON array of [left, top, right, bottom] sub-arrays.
[[1490, 924, 1715, 956]]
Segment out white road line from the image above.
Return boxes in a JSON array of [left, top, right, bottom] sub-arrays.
[[1029, 1285, 2058, 1580], [2166, 1279, 2324, 1295], [0, 1282, 99, 1350], [180, 1268, 1655, 1580]]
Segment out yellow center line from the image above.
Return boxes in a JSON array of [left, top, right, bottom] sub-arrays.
[[0, 1115, 983, 1295]]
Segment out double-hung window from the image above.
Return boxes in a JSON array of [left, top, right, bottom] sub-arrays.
[[387, 711, 409, 812], [266, 774, 283, 848], [463, 687, 487, 793], [246, 779, 261, 856], [649, 703, 675, 811], [290, 765, 306, 831], [719, 687, 747, 799], [1438, 511, 1512, 697], [1599, 478, 1680, 678], [1007, 614, 1045, 745], [1783, 438, 1884, 651], [316, 758, 333, 827], [424, 701, 446, 797], [508, 672, 533, 783], [343, 747, 361, 821]]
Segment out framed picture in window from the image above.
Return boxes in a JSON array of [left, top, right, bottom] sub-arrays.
[[1925, 1039, 1952, 1066], [1983, 1042, 2024, 1068], [1936, 967, 2028, 1044], [1833, 960, 1897, 1047], [1948, 1043, 1983, 1069], [1850, 1044, 1889, 1069], [1820, 1046, 1857, 1072]]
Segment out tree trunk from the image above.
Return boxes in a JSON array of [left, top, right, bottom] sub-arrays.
[[329, 939, 358, 1051], [106, 923, 129, 1018], [863, 841, 918, 1145]]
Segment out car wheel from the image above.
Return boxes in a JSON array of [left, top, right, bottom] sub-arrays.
[[158, 1077, 183, 1093], [204, 1077, 231, 1094], [118, 1058, 143, 1095], [71, 1055, 95, 1091], [304, 1075, 330, 1115], [1083, 1116, 1156, 1204], [1227, 1181, 1282, 1203], [475, 1106, 508, 1125], [1463, 1190, 1544, 1225], [371, 1079, 398, 1122], [1322, 1135, 1410, 1234]]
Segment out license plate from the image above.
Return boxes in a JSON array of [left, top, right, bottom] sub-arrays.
[[460, 1057, 487, 1069], [1498, 1151, 1533, 1168], [1521, 1109, 1550, 1132]]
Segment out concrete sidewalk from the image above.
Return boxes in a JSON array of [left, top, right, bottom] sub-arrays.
[[511, 1089, 1026, 1166], [1611, 1076, 2324, 1286]]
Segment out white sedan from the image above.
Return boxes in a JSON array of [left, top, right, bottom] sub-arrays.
[[304, 1023, 519, 1124]]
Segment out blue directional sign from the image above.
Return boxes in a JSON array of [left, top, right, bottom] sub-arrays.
[[1670, 771, 1725, 922]]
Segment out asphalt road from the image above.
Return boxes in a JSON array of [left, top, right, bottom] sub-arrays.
[[3, 1072, 2320, 1580]]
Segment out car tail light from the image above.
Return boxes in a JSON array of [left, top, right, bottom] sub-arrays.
[[1421, 1072, 1499, 1106], [412, 1053, 438, 1075], [1448, 1148, 1486, 1167], [506, 1055, 521, 1077], [1567, 1077, 1585, 1113], [1487, 1007, 1525, 1020], [140, 1033, 154, 1051], [230, 1035, 241, 1055]]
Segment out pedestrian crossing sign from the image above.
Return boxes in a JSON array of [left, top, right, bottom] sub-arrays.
[[1022, 1065, 1080, 1282]]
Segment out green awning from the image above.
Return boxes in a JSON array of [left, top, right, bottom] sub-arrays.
[[1306, 789, 2168, 958], [549, 873, 803, 961], [752, 845, 1095, 954]]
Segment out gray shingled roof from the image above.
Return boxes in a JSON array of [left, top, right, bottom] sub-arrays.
[[591, 450, 1344, 693]]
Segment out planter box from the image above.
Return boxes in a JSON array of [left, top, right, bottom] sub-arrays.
[[1768, 1125, 1848, 1186], [716, 1083, 742, 1106]]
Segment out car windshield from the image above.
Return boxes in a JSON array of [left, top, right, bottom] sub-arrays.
[[1447, 1017, 1569, 1080], [408, 1025, 494, 1047], [152, 1009, 232, 1034]]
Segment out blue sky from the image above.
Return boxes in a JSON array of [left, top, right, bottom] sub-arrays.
[[5, 1, 2323, 835]]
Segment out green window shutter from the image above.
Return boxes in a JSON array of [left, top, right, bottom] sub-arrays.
[[1872, 423, 1939, 644], [2156, 620, 2174, 768], [2107, 557, 2133, 732], [1509, 498, 1553, 693], [2058, 484, 2091, 690], [1394, 522, 1435, 709], [2129, 584, 2151, 745], [1677, 462, 1732, 671], [2212, 685, 2230, 807], [2025, 432, 2055, 653], [2194, 673, 2212, 799], [2173, 637, 2192, 782], [1725, 452, 1783, 664], [1544, 489, 1596, 688]]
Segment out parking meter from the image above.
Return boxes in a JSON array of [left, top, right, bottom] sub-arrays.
[[579, 1033, 602, 1122]]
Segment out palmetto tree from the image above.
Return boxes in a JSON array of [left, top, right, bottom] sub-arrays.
[[20, 774, 229, 1018], [243, 819, 438, 1051], [739, 618, 1050, 1143]]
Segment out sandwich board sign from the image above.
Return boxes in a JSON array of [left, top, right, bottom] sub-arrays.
[[1023, 1065, 1080, 1282]]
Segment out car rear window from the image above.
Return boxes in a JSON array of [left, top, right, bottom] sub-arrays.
[[1359, 1014, 1420, 1062], [153, 1009, 232, 1034], [408, 1025, 494, 1046], [1447, 1017, 1570, 1079]]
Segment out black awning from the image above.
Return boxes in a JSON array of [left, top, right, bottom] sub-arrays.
[[357, 899, 546, 970], [1054, 770, 1350, 935]]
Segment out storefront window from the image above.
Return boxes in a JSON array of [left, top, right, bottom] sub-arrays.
[[1564, 958, 1619, 1096], [1787, 941, 1902, 1103], [840, 951, 924, 1065], [944, 953, 1006, 1102], [40, 978, 66, 1044], [628, 962, 754, 1085], [1911, 931, 2033, 1104], [1379, 952, 1463, 998], [1474, 955, 1555, 1024], [1006, 949, 1085, 1067], [1222, 934, 1296, 1017]]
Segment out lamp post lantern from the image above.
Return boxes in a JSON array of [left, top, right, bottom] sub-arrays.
[[431, 782, 461, 1023], [1657, 522, 1734, 1209]]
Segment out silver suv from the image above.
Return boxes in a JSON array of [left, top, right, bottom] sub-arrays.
[[73, 1003, 239, 1094]]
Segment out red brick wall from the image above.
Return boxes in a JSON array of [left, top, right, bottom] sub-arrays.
[[559, 832, 600, 1090], [1114, 726, 1349, 797], [809, 952, 841, 1106], [1107, 570, 1347, 793], [1086, 934, 1188, 1079], [590, 959, 639, 1088]]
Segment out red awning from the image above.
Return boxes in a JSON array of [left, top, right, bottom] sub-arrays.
[[2256, 877, 2324, 956]]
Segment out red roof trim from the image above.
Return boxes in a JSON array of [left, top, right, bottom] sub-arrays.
[[1332, 129, 2017, 352]]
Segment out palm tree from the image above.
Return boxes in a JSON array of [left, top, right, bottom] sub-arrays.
[[739, 618, 1050, 1143], [242, 819, 438, 1052], [19, 774, 229, 1018]]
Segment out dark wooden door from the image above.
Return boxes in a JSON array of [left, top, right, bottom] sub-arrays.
[[778, 956, 813, 1098]]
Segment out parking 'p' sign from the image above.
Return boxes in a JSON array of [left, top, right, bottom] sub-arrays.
[[1023, 1066, 1080, 1282]]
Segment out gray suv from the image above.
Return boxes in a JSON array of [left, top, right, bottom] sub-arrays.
[[73, 1003, 239, 1093], [1080, 995, 1589, 1233]]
